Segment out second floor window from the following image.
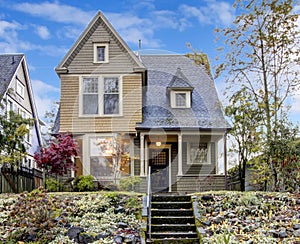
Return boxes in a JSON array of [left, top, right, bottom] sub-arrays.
[[104, 78, 119, 115], [81, 76, 121, 116], [82, 77, 99, 115]]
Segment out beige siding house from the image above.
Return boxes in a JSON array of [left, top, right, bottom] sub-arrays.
[[55, 11, 230, 193]]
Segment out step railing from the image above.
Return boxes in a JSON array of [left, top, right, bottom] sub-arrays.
[[146, 166, 152, 241]]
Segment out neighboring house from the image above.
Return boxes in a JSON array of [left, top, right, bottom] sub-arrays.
[[0, 54, 43, 192], [54, 11, 231, 193]]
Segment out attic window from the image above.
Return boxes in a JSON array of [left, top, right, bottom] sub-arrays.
[[94, 43, 109, 63], [16, 80, 25, 98], [170, 91, 191, 108]]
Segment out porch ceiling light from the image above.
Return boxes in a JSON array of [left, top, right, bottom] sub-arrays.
[[155, 141, 161, 147]]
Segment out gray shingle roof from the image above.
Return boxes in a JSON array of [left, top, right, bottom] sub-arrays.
[[0, 54, 23, 96], [168, 67, 193, 89], [137, 54, 230, 130]]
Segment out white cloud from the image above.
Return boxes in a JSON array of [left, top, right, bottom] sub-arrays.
[[31, 79, 59, 119], [291, 91, 300, 114], [35, 25, 50, 40], [106, 12, 161, 48], [12, 1, 94, 25], [180, 0, 235, 26]]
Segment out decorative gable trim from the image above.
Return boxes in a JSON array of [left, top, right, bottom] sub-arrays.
[[55, 11, 145, 74]]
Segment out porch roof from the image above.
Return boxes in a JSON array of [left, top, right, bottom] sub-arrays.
[[136, 55, 231, 130]]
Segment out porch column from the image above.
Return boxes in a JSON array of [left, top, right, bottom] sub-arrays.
[[178, 134, 183, 176], [224, 131, 228, 190], [145, 140, 149, 176], [140, 134, 145, 176]]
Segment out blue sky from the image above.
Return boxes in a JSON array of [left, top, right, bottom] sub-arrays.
[[0, 0, 299, 125]]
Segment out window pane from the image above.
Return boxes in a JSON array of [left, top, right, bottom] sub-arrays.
[[175, 93, 186, 107], [83, 94, 98, 114], [190, 143, 208, 164], [104, 78, 118, 93], [83, 78, 98, 93], [97, 47, 105, 62], [91, 156, 113, 177], [104, 94, 119, 114]]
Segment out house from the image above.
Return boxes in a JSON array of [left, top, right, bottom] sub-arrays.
[[0, 54, 43, 193], [54, 11, 231, 193]]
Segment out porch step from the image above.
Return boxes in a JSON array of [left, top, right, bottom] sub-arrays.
[[147, 194, 199, 243]]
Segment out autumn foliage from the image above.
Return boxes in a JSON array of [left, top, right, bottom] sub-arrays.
[[34, 133, 78, 175]]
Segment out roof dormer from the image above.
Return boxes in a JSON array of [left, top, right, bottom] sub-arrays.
[[167, 68, 194, 108]]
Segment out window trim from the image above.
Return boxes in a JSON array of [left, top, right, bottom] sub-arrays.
[[89, 134, 131, 179], [16, 80, 25, 98], [79, 75, 123, 117], [170, 90, 191, 108], [187, 142, 211, 165], [93, 43, 109, 63]]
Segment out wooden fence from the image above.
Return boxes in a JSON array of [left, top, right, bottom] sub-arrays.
[[0, 165, 43, 193]]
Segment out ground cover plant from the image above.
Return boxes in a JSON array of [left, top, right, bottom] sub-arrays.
[[195, 191, 300, 243], [0, 187, 143, 243]]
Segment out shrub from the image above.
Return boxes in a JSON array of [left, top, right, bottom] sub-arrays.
[[5, 187, 72, 242], [119, 176, 141, 191], [45, 177, 64, 192], [73, 175, 95, 192]]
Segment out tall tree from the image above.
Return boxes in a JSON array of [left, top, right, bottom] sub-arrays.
[[216, 0, 300, 191], [225, 87, 263, 191]]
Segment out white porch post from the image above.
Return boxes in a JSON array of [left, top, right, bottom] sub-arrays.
[[145, 141, 148, 176], [178, 134, 183, 176], [140, 134, 145, 176]]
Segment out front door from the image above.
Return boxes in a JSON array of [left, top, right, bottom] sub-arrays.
[[149, 148, 169, 192]]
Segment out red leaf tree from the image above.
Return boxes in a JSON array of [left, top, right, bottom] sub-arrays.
[[34, 133, 78, 175]]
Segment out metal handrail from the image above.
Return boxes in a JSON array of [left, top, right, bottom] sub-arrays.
[[146, 166, 152, 241]]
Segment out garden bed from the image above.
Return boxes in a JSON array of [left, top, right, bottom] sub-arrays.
[[1, 189, 299, 243], [194, 191, 300, 243], [0, 188, 144, 243]]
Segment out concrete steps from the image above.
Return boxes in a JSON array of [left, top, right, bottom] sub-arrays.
[[147, 194, 199, 243]]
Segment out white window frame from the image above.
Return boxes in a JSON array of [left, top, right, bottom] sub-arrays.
[[170, 90, 191, 108], [187, 142, 211, 165], [16, 80, 25, 98], [93, 43, 109, 63], [79, 75, 123, 117]]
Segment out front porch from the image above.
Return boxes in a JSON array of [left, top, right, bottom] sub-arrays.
[[136, 130, 228, 193], [138, 174, 226, 193]]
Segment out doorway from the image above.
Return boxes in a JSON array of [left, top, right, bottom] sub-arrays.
[[149, 148, 169, 192]]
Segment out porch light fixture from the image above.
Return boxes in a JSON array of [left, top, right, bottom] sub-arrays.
[[155, 141, 161, 147]]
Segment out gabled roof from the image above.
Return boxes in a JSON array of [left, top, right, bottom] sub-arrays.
[[56, 11, 145, 73], [0, 53, 43, 147], [0, 54, 23, 96], [137, 54, 230, 130], [167, 67, 193, 90]]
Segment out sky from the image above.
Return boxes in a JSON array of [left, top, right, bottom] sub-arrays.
[[0, 0, 300, 126]]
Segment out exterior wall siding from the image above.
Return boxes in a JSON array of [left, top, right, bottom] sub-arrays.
[[59, 74, 143, 133], [65, 18, 137, 74], [176, 175, 225, 193]]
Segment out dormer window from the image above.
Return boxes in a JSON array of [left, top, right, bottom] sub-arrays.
[[94, 43, 109, 63], [167, 67, 193, 109], [170, 91, 191, 108]]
